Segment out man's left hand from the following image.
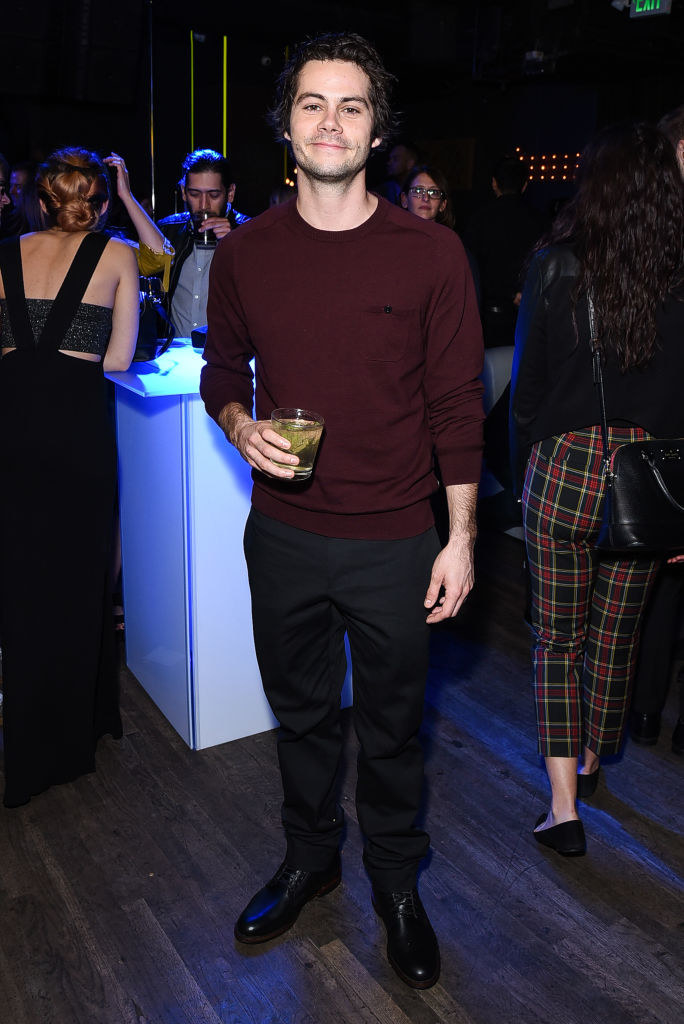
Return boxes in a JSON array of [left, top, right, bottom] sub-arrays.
[[424, 539, 474, 624], [202, 216, 232, 240]]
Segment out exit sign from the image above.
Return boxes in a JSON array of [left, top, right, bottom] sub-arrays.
[[631, 0, 672, 15]]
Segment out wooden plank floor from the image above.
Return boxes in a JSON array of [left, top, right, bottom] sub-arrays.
[[1, 530, 682, 1024]]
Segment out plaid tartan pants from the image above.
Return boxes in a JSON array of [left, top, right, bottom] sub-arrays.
[[523, 427, 659, 757]]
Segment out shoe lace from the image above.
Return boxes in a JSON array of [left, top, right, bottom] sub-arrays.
[[384, 890, 420, 919], [272, 863, 305, 889]]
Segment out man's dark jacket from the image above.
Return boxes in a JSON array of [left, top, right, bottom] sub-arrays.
[[157, 208, 250, 304]]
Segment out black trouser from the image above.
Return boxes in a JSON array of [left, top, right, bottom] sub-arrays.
[[244, 508, 440, 892]]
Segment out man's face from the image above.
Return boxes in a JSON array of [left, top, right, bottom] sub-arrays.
[[181, 170, 235, 221], [10, 169, 28, 205], [285, 60, 381, 186], [387, 145, 415, 181]]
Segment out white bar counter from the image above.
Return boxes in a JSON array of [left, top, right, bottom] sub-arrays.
[[107, 340, 275, 749]]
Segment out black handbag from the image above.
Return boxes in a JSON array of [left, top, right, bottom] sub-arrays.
[[133, 275, 176, 362], [589, 296, 684, 553]]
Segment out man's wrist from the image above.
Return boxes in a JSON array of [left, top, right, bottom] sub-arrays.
[[218, 402, 253, 448], [446, 526, 477, 551], [443, 481, 478, 549]]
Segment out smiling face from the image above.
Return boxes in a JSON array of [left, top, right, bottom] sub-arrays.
[[285, 60, 381, 186], [400, 172, 447, 222]]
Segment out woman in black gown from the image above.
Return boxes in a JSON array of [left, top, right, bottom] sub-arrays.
[[0, 147, 138, 807]]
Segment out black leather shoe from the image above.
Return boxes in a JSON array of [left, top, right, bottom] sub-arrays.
[[629, 710, 661, 745], [372, 888, 440, 989], [234, 855, 341, 944], [672, 719, 684, 756], [576, 766, 600, 799], [534, 814, 586, 856]]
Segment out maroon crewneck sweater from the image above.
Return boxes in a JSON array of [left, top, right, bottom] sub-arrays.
[[200, 197, 484, 540]]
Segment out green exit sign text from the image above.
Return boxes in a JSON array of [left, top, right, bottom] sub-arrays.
[[631, 0, 672, 16]]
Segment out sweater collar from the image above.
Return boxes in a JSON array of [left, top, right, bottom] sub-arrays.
[[287, 194, 388, 243]]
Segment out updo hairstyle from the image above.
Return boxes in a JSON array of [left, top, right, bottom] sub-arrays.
[[36, 147, 110, 232]]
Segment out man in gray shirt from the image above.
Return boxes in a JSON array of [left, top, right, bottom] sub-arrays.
[[158, 149, 249, 338]]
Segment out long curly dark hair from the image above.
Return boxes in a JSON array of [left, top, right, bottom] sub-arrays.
[[542, 122, 684, 370]]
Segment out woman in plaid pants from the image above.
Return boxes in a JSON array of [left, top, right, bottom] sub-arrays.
[[510, 122, 684, 855]]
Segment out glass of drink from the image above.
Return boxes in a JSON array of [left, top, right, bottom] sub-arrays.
[[193, 210, 216, 248], [270, 408, 325, 480]]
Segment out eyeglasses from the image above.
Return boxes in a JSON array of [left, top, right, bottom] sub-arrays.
[[407, 186, 445, 200]]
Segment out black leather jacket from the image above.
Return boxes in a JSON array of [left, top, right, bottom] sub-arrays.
[[510, 243, 684, 497], [157, 208, 250, 304]]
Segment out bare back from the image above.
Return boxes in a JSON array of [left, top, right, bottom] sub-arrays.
[[0, 230, 139, 370]]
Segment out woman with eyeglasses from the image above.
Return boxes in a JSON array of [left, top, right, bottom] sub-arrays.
[[400, 164, 480, 308], [400, 165, 454, 229], [0, 146, 139, 807]]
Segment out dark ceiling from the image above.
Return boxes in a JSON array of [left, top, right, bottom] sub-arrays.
[[151, 0, 684, 90], [3, 1, 684, 104], [1, 0, 682, 216]]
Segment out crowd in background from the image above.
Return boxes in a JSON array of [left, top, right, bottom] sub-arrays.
[[0, 114, 681, 819]]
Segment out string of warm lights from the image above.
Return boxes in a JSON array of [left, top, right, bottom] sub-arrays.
[[515, 146, 581, 183]]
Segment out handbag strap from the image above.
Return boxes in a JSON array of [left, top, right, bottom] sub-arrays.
[[587, 294, 612, 469]]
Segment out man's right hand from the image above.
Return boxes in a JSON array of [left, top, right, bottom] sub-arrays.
[[218, 403, 298, 479], [200, 215, 232, 240]]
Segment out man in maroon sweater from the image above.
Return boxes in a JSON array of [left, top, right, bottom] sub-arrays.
[[200, 32, 483, 990]]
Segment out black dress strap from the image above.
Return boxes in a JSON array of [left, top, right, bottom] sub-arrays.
[[0, 237, 36, 351], [37, 232, 110, 352]]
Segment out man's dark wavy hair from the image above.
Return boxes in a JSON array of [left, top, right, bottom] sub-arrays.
[[491, 154, 528, 195], [542, 121, 684, 371], [180, 149, 232, 190], [269, 32, 398, 149]]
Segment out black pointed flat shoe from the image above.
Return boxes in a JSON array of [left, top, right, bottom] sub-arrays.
[[534, 814, 586, 856], [576, 766, 600, 800]]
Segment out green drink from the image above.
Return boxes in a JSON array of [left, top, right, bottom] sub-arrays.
[[270, 408, 325, 479]]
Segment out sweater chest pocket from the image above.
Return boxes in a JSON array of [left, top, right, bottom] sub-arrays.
[[356, 306, 417, 363]]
